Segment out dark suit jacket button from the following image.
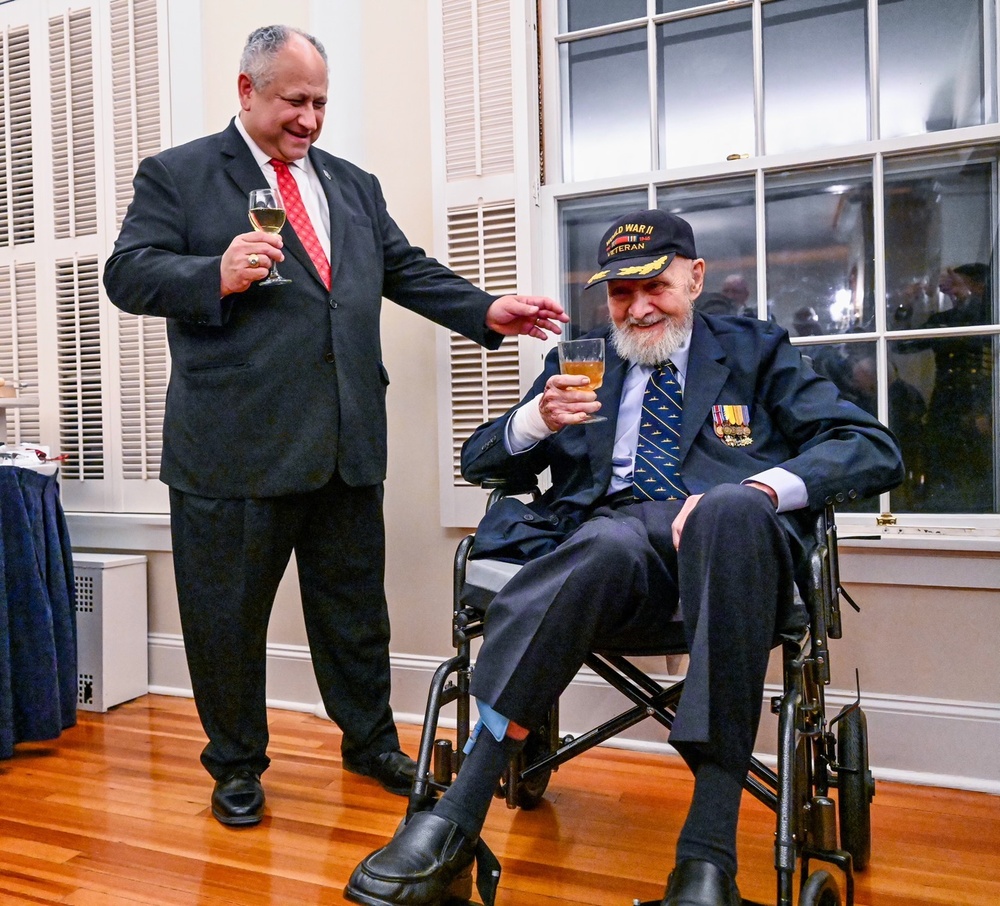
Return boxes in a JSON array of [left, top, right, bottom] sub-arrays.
[[523, 514, 535, 521], [324, 352, 335, 363], [329, 299, 338, 308], [824, 496, 834, 505], [835, 493, 845, 503], [848, 489, 858, 499]]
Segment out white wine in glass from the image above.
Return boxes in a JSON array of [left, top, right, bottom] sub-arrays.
[[248, 187, 291, 286], [558, 337, 607, 423]]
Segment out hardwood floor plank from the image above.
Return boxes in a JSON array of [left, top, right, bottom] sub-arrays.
[[1, 695, 997, 906]]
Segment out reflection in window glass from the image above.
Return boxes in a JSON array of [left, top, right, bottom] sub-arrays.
[[559, 190, 650, 334], [764, 166, 875, 334], [657, 179, 757, 316], [890, 337, 997, 513], [561, 0, 645, 32], [762, 0, 868, 154], [808, 340, 888, 511], [883, 151, 998, 333], [879, 0, 993, 138], [561, 30, 650, 181], [657, 9, 754, 168]]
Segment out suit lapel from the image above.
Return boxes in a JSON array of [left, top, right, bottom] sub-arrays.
[[679, 316, 729, 461], [310, 148, 347, 288]]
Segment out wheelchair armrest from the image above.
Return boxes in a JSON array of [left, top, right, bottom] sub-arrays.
[[478, 475, 541, 512]]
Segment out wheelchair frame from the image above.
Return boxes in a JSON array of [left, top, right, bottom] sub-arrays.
[[408, 492, 872, 906]]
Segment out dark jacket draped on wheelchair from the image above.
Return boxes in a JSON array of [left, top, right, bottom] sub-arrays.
[[463, 313, 902, 572]]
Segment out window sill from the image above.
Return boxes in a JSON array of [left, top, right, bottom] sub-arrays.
[[65, 512, 172, 552]]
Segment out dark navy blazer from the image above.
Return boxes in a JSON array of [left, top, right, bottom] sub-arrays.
[[462, 313, 904, 562], [105, 120, 500, 498]]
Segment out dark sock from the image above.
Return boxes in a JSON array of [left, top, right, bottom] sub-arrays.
[[675, 759, 743, 879], [432, 729, 524, 839]]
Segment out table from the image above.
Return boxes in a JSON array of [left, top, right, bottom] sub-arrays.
[[0, 466, 76, 759]]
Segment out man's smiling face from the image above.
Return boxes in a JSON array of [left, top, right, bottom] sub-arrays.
[[238, 33, 328, 163], [607, 258, 704, 365]]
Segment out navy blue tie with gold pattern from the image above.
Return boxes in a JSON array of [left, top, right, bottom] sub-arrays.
[[633, 362, 689, 501]]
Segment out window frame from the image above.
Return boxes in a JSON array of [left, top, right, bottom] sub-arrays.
[[534, 0, 1000, 535]]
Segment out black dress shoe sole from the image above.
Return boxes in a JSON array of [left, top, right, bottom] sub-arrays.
[[211, 806, 263, 827]]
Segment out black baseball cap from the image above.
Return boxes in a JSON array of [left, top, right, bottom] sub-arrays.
[[585, 209, 698, 288]]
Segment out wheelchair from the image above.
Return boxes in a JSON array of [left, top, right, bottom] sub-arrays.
[[408, 480, 874, 906]]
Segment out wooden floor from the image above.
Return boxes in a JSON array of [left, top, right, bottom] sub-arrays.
[[0, 695, 996, 906]]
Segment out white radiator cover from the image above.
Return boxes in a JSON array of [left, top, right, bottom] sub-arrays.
[[73, 553, 148, 712]]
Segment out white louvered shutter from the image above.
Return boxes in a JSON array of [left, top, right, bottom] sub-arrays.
[[0, 0, 168, 511], [0, 23, 40, 444], [446, 204, 520, 484], [435, 0, 536, 526], [111, 0, 166, 485]]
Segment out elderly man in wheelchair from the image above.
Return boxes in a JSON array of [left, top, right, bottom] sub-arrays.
[[346, 209, 903, 906]]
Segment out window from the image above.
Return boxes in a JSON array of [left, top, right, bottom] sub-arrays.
[[542, 0, 1000, 522]]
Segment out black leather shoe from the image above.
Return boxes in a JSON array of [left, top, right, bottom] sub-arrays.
[[662, 859, 741, 906], [211, 769, 264, 827], [344, 749, 417, 797], [345, 812, 479, 906]]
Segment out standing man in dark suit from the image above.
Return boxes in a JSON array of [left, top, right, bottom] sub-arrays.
[[103, 24, 566, 828], [346, 210, 902, 906]]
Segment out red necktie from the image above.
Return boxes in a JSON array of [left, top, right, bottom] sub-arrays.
[[270, 159, 331, 289]]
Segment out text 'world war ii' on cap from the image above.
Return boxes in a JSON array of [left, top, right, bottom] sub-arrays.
[[586, 209, 698, 288]]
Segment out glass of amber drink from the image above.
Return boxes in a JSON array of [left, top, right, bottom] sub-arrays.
[[558, 337, 607, 423], [248, 188, 292, 286]]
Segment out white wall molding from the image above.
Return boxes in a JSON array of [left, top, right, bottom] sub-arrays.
[[146, 635, 999, 795]]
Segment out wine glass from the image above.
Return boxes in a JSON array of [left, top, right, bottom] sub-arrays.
[[248, 188, 292, 286], [558, 337, 607, 423]]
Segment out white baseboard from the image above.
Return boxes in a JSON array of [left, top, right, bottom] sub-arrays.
[[147, 634, 1000, 795]]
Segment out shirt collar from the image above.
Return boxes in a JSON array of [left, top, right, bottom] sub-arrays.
[[234, 115, 310, 177]]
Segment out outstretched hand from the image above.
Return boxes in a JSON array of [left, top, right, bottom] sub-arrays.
[[486, 295, 569, 340]]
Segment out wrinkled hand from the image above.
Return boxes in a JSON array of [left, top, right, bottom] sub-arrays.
[[538, 373, 601, 431], [486, 295, 569, 339], [220, 232, 284, 297]]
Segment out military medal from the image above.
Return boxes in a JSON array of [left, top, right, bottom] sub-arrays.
[[712, 404, 753, 447]]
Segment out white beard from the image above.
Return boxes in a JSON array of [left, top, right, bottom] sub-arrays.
[[610, 303, 694, 366]]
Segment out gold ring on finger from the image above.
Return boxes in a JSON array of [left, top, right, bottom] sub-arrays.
[[248, 254, 260, 268]]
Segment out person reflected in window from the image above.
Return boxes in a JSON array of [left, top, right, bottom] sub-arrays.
[[814, 344, 927, 510], [345, 210, 902, 906], [897, 262, 993, 511], [792, 305, 823, 336], [103, 24, 567, 828]]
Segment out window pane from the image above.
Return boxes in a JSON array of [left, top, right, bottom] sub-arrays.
[[879, 0, 994, 138], [808, 340, 885, 511], [561, 0, 645, 32], [889, 336, 998, 513], [657, 1, 726, 12], [884, 150, 998, 333], [764, 165, 875, 334], [763, 0, 869, 154], [561, 30, 651, 181], [559, 190, 650, 334], [657, 178, 758, 316], [657, 9, 755, 168]]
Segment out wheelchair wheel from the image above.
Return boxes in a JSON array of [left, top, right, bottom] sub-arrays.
[[837, 706, 873, 871], [512, 724, 553, 810], [800, 869, 841, 906]]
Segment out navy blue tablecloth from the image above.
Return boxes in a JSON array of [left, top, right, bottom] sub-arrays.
[[0, 467, 76, 759]]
